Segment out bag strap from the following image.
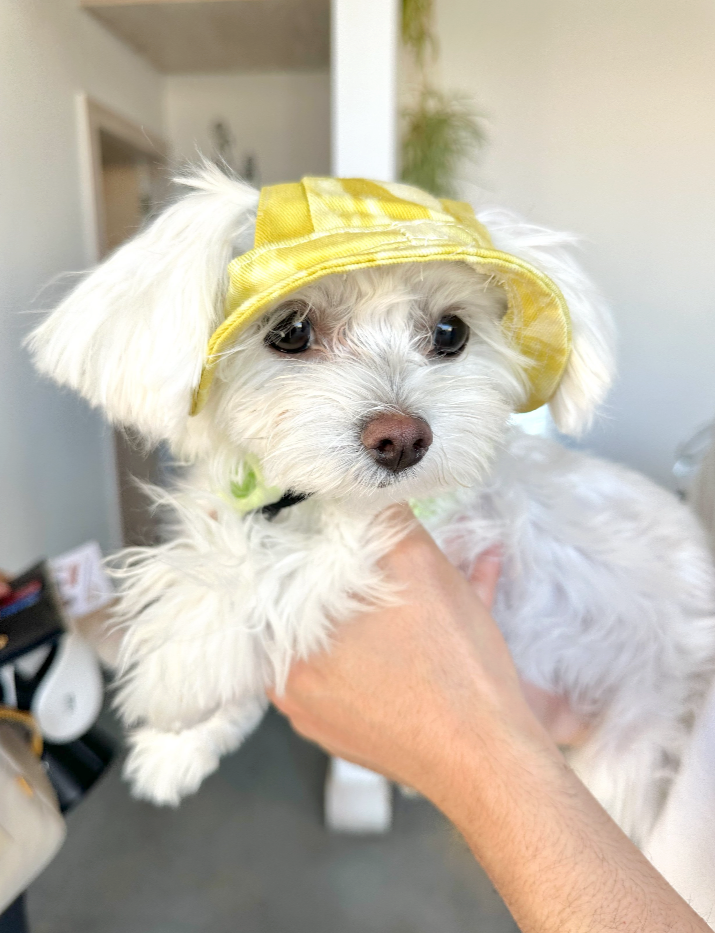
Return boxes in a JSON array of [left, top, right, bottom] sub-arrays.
[[0, 707, 43, 757]]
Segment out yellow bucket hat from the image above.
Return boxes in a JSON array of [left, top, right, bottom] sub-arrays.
[[191, 177, 571, 415]]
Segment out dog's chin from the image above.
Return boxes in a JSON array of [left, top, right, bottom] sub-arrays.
[[371, 472, 452, 501], [326, 463, 468, 509]]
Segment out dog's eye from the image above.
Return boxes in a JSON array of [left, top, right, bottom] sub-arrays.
[[265, 309, 312, 354], [432, 314, 469, 357]]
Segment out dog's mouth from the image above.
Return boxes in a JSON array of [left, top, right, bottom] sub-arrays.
[[375, 475, 400, 489], [368, 461, 425, 490]]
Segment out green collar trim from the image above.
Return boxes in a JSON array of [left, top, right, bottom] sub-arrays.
[[408, 497, 442, 522], [228, 455, 283, 515]]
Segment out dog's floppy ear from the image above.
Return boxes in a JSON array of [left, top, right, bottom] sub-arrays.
[[28, 164, 259, 444], [477, 207, 615, 436]]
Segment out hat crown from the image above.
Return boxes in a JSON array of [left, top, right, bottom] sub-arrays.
[[255, 177, 492, 249]]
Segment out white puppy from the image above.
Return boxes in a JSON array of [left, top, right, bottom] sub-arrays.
[[29, 166, 715, 847]]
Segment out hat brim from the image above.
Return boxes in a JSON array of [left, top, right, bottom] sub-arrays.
[[191, 223, 571, 416]]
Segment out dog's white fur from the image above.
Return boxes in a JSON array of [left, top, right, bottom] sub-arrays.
[[29, 166, 715, 847]]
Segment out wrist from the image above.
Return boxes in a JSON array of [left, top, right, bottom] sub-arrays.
[[420, 694, 564, 832]]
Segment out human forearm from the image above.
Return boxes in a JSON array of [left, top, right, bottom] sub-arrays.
[[436, 720, 709, 933]]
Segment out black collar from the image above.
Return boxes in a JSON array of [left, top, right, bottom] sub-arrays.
[[260, 491, 310, 519]]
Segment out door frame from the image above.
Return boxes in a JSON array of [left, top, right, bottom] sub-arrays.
[[76, 94, 168, 262], [75, 95, 169, 549]]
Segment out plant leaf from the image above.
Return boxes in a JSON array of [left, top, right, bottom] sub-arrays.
[[401, 89, 486, 197]]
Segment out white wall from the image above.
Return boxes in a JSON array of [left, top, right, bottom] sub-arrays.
[[432, 0, 715, 488], [0, 0, 164, 572], [165, 72, 330, 184]]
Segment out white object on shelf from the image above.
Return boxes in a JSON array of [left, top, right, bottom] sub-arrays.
[[31, 634, 103, 744], [50, 540, 114, 620], [325, 757, 392, 834]]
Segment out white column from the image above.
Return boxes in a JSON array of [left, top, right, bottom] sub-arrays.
[[326, 0, 400, 833], [331, 0, 399, 181]]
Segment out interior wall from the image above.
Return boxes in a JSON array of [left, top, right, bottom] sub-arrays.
[[165, 72, 330, 185], [0, 0, 164, 572], [432, 0, 715, 488]]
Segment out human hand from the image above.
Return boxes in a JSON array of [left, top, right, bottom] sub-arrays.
[[0, 571, 10, 600], [270, 506, 559, 809]]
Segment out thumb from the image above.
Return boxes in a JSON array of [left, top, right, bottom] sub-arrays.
[[468, 547, 502, 610]]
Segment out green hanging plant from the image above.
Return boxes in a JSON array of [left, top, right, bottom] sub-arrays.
[[401, 89, 485, 198], [401, 0, 436, 64], [400, 0, 485, 198]]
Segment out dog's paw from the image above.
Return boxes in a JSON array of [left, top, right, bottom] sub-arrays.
[[122, 700, 267, 806], [123, 725, 221, 806]]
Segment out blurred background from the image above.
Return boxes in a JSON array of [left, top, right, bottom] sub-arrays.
[[0, 1, 713, 930]]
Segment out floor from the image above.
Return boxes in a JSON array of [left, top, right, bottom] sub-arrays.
[[27, 710, 518, 933]]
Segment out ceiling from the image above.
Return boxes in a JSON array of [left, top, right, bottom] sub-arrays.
[[81, 0, 330, 74]]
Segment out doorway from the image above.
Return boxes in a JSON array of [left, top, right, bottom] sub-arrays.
[[81, 97, 169, 546]]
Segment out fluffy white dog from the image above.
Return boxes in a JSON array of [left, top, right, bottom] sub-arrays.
[[29, 166, 715, 846]]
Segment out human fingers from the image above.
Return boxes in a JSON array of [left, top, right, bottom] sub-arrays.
[[465, 551, 594, 747], [468, 547, 502, 610], [519, 678, 595, 747]]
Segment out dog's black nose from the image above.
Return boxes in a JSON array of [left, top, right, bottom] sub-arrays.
[[361, 413, 433, 473]]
